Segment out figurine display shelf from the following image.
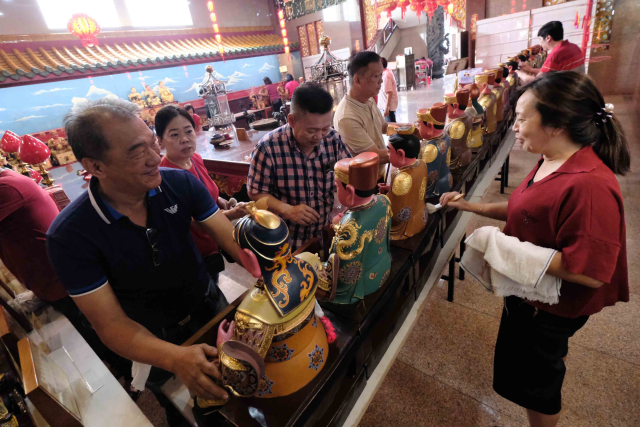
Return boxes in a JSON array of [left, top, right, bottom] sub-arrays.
[[417, 103, 453, 198], [382, 127, 429, 241], [195, 201, 337, 411]]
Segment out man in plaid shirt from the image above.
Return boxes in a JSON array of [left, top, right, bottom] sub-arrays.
[[247, 83, 351, 250]]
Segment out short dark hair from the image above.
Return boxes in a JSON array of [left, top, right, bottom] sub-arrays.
[[263, 77, 273, 85], [290, 83, 334, 116], [348, 51, 381, 84], [155, 105, 196, 140], [537, 21, 563, 41], [389, 133, 420, 159], [285, 73, 294, 82], [64, 97, 140, 161], [184, 104, 195, 113], [381, 57, 388, 69]]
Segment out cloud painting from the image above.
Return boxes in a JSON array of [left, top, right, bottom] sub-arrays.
[[86, 85, 113, 97], [27, 104, 68, 111], [241, 63, 252, 68], [137, 75, 154, 81], [257, 63, 276, 74], [12, 115, 46, 122], [182, 82, 201, 93], [0, 109, 5, 112], [32, 87, 75, 96], [71, 97, 88, 106]]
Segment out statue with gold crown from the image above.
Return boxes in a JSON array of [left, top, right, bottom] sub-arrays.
[[442, 90, 473, 172], [143, 84, 162, 107], [128, 87, 147, 108], [193, 201, 337, 414], [379, 126, 429, 240], [486, 68, 505, 124], [158, 81, 175, 104], [417, 103, 453, 198], [475, 73, 498, 135], [47, 130, 76, 166], [497, 64, 512, 120], [319, 153, 393, 304]]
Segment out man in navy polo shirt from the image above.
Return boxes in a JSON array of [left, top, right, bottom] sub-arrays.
[[47, 98, 260, 424]]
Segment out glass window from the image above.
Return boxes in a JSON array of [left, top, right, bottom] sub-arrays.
[[36, 0, 120, 29]]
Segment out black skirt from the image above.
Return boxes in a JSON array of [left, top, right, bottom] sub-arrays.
[[493, 296, 589, 415]]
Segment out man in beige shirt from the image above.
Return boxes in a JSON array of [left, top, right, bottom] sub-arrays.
[[334, 51, 389, 176]]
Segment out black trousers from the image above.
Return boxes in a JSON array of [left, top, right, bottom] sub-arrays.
[[493, 296, 589, 415], [384, 111, 397, 123], [146, 283, 229, 426]]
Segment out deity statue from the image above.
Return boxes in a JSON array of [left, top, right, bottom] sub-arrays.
[[443, 90, 473, 172], [417, 103, 453, 198], [257, 86, 269, 109], [475, 73, 498, 135], [426, 6, 450, 79], [444, 88, 469, 123], [379, 127, 429, 240], [143, 85, 161, 107], [320, 153, 393, 305], [277, 82, 287, 101], [194, 202, 336, 412], [486, 68, 505, 123], [47, 130, 76, 166], [249, 87, 259, 110], [462, 92, 484, 150], [128, 87, 147, 108], [158, 81, 175, 104], [497, 64, 512, 118]]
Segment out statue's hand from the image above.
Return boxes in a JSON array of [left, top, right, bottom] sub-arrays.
[[331, 212, 344, 225], [216, 320, 235, 348]]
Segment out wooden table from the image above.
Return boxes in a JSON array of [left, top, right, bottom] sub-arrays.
[[195, 127, 271, 198]]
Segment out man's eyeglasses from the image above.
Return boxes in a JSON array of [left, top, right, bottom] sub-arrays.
[[146, 228, 164, 267]]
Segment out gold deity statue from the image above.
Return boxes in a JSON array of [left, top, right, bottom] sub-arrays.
[[143, 85, 161, 107], [128, 87, 147, 108], [158, 81, 175, 104], [47, 130, 76, 166]]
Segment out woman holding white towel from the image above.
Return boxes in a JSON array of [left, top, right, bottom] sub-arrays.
[[440, 71, 630, 427]]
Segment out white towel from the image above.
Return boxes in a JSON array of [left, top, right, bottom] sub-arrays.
[[131, 362, 153, 392], [460, 226, 562, 305]]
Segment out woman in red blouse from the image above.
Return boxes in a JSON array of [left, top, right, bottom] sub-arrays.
[[155, 106, 248, 283], [441, 72, 630, 427], [184, 104, 202, 132]]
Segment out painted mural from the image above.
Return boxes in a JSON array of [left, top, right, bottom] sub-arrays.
[[0, 54, 282, 136]]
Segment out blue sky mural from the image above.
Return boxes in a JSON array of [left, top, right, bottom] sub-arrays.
[[0, 54, 282, 136]]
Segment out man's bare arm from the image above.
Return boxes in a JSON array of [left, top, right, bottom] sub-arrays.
[[248, 192, 320, 225], [73, 285, 228, 400]]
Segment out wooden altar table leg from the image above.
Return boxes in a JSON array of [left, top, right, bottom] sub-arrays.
[[442, 256, 456, 302]]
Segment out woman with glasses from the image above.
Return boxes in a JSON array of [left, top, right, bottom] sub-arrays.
[[156, 105, 249, 284]]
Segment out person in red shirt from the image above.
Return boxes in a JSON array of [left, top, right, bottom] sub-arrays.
[[262, 77, 283, 113], [155, 106, 248, 283], [284, 73, 299, 100], [519, 21, 585, 83], [0, 168, 131, 383], [184, 104, 202, 132], [440, 72, 630, 426]]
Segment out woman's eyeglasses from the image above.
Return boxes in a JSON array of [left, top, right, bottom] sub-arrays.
[[146, 228, 164, 267]]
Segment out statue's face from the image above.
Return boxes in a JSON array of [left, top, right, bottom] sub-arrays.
[[51, 131, 58, 138], [131, 87, 136, 93], [146, 85, 151, 90], [160, 82, 165, 87]]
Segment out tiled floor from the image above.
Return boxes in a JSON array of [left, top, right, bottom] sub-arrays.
[[358, 96, 640, 426]]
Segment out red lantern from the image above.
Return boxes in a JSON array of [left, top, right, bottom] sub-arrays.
[[383, 2, 398, 18], [282, 28, 287, 37], [425, 0, 438, 18], [19, 135, 50, 165], [207, 1, 214, 12], [278, 9, 284, 20], [398, 0, 410, 18], [447, 2, 454, 14], [210, 12, 217, 22], [215, 34, 222, 43], [67, 14, 101, 47], [411, 1, 426, 18], [1, 131, 21, 153], [285, 46, 290, 54], [213, 23, 219, 33]]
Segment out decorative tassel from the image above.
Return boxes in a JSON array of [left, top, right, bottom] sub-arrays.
[[320, 316, 336, 343]]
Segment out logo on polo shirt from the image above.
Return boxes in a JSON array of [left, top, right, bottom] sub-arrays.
[[164, 204, 178, 214]]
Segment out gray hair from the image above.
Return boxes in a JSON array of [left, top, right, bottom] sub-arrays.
[[64, 97, 140, 161]]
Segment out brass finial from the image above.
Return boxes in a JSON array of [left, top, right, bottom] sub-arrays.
[[320, 35, 331, 50], [246, 202, 281, 229]]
